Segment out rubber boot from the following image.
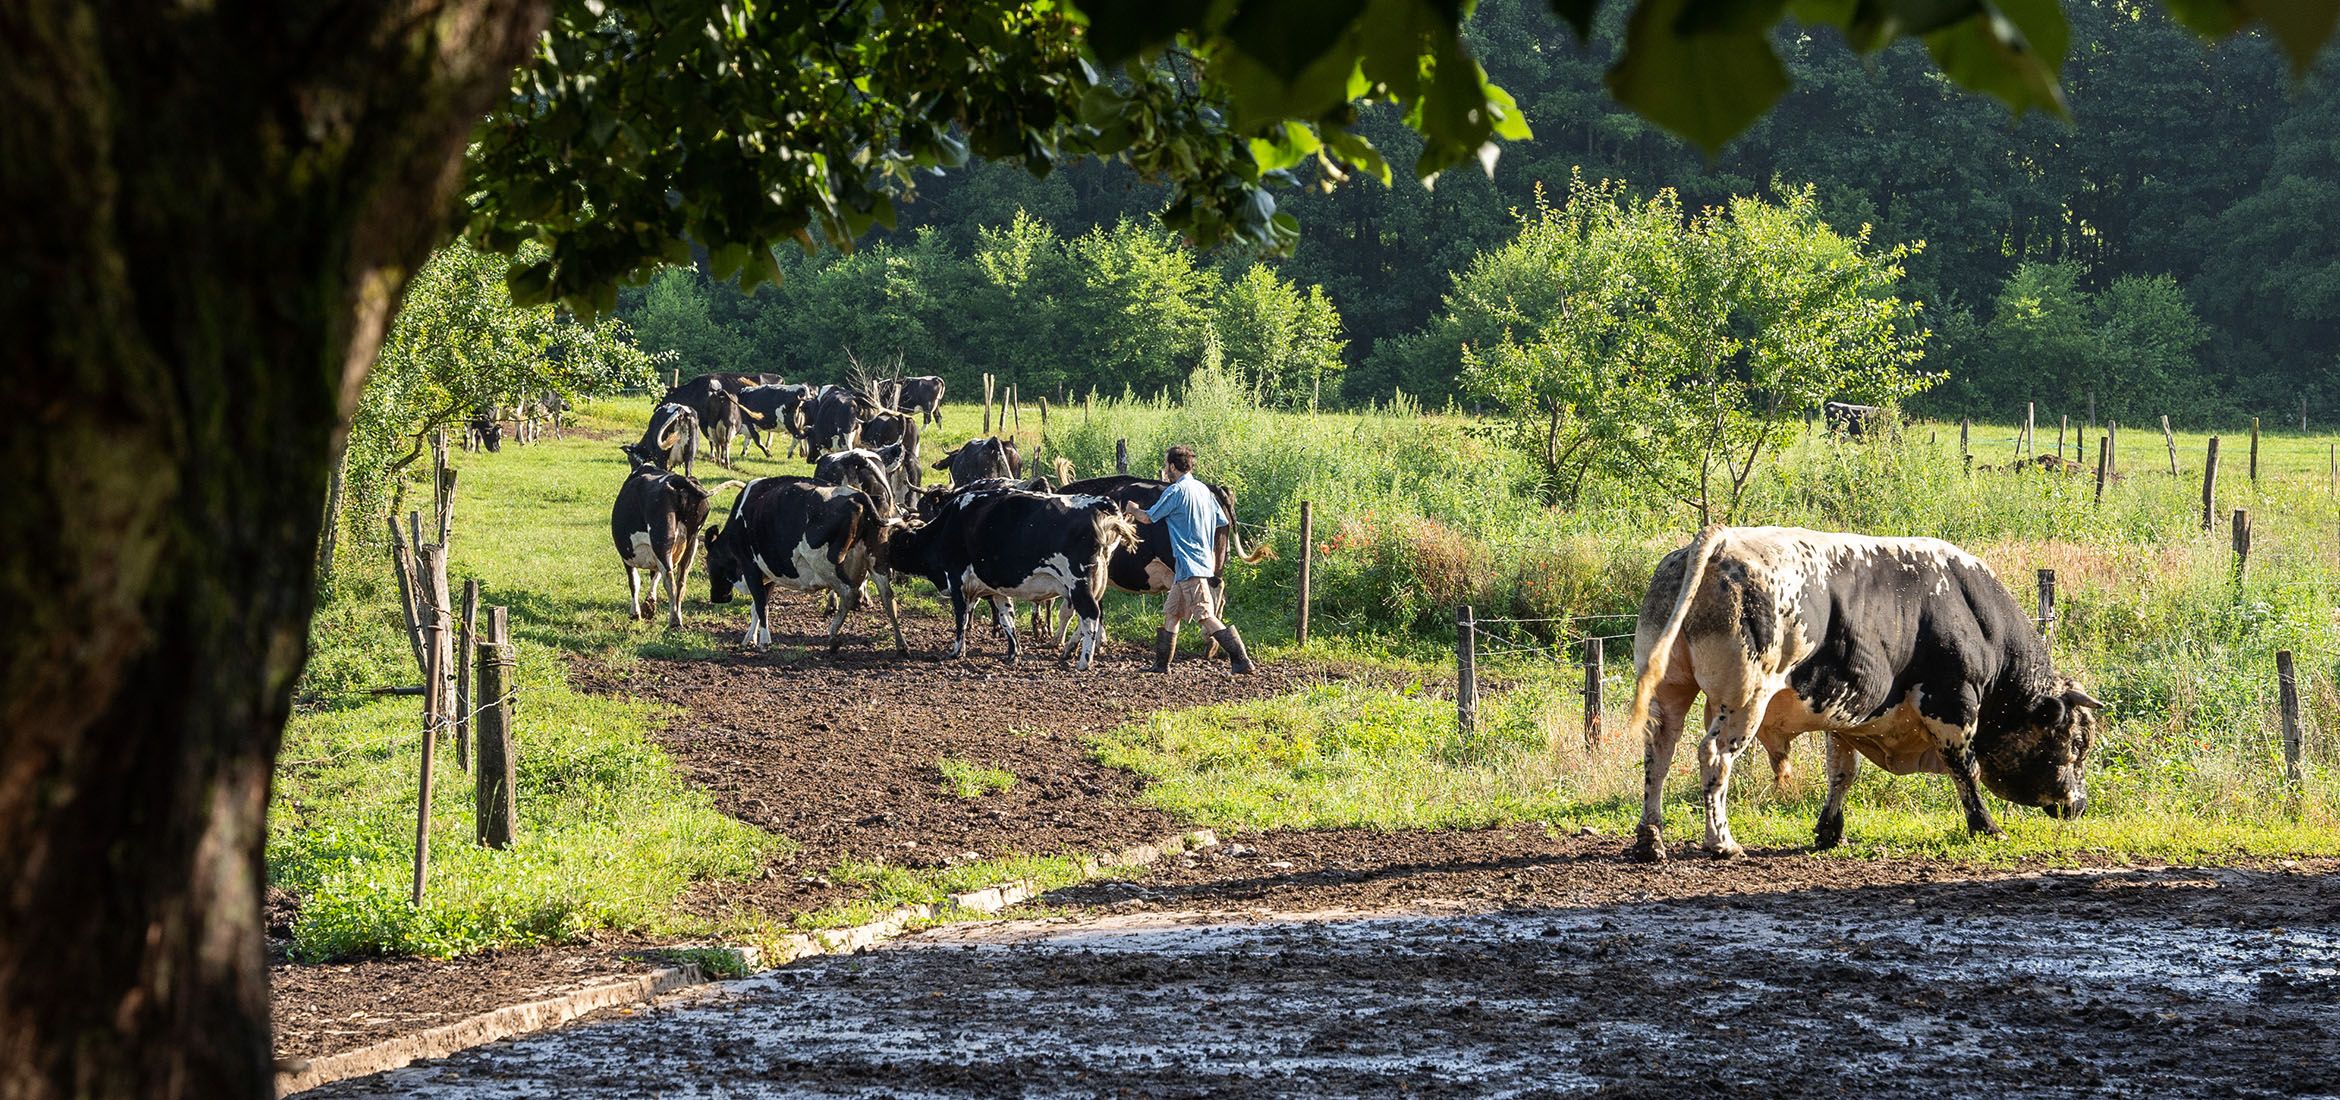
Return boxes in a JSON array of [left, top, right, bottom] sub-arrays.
[[1150, 629, 1176, 673], [1209, 626, 1256, 674]]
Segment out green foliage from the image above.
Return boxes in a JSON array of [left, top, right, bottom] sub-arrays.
[[340, 240, 666, 563], [937, 757, 1019, 799], [1930, 261, 2212, 420], [1455, 176, 1932, 518], [630, 267, 755, 377]]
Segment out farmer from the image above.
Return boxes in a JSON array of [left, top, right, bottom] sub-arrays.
[[1124, 444, 1255, 675]]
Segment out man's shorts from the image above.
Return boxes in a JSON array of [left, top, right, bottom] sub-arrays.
[[1164, 576, 1222, 628]]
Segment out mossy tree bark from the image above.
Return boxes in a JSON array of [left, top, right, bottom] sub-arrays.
[[0, 3, 546, 1096]]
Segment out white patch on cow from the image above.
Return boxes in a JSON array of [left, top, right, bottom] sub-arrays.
[[624, 531, 659, 570], [958, 552, 1080, 603]]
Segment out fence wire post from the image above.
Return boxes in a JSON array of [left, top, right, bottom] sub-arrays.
[[1296, 501, 1313, 647], [455, 578, 479, 772], [2162, 415, 2177, 476], [1115, 438, 1129, 475], [2036, 569, 2056, 644], [2277, 649, 2302, 787], [1456, 606, 1477, 739], [1582, 636, 1604, 749], [2231, 508, 2251, 585], [2249, 417, 2260, 482], [2094, 435, 2109, 505], [476, 607, 519, 849], [2201, 437, 2220, 531]]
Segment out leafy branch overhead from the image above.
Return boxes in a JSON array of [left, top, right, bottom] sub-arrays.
[[467, 0, 2337, 313]]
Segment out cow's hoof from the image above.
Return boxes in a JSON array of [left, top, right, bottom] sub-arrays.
[[1708, 841, 1746, 860], [1627, 828, 1667, 863], [1815, 814, 1844, 851]]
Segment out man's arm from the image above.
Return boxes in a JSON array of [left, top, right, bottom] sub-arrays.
[[1143, 488, 1181, 523]]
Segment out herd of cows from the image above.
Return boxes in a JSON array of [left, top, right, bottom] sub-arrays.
[[595, 377, 2109, 854], [605, 373, 1266, 673]]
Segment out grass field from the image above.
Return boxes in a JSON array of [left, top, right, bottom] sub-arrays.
[[276, 385, 2340, 960]]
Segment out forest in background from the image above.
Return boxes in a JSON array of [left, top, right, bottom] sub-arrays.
[[617, 0, 2336, 426]]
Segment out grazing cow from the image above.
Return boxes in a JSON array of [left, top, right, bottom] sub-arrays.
[[1624, 526, 2103, 862], [701, 477, 907, 654], [1822, 401, 1886, 438], [813, 444, 908, 516], [803, 385, 876, 460], [611, 464, 738, 629], [623, 403, 701, 476], [465, 412, 503, 453], [891, 483, 1135, 670], [888, 375, 947, 426], [931, 436, 1021, 486]]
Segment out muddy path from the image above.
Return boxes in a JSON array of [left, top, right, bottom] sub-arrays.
[[306, 861, 2340, 1098], [575, 592, 1339, 918]]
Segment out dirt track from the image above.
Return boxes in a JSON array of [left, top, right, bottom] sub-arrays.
[[307, 859, 2340, 1098]]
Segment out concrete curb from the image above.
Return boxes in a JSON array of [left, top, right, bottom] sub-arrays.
[[278, 828, 1216, 1096]]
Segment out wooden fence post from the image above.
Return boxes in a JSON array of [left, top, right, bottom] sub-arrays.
[[2201, 437, 2220, 531], [2036, 569, 2056, 644], [1038, 397, 1048, 433], [2162, 415, 2177, 476], [2108, 420, 2118, 479], [1959, 418, 1969, 459], [1115, 438, 1129, 475], [982, 373, 994, 434], [1456, 606, 1477, 738], [2106, 437, 2124, 507], [2057, 415, 2067, 462], [2277, 649, 2302, 786], [2249, 417, 2260, 482], [2023, 402, 2035, 458], [386, 517, 426, 674], [412, 543, 449, 906], [1010, 385, 1021, 432], [455, 579, 479, 772], [1582, 637, 1604, 749], [2231, 508, 2251, 583], [1296, 500, 1313, 647], [2087, 389, 2096, 426], [476, 607, 519, 849]]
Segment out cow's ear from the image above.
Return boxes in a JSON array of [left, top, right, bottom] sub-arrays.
[[2062, 685, 2105, 712], [2029, 696, 2068, 729]]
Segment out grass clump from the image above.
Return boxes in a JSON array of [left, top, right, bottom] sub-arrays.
[[937, 757, 1018, 798]]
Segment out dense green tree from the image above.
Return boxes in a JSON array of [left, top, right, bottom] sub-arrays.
[[630, 267, 757, 377], [1460, 178, 1931, 517], [1214, 264, 1351, 408]]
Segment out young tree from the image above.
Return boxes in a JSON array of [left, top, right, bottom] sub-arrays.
[[5, 1, 2324, 1095], [1462, 178, 1930, 518], [1214, 265, 1349, 409]]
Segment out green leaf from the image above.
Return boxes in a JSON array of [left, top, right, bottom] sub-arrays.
[[1222, 0, 1370, 83], [1070, 0, 1210, 65], [1248, 121, 1323, 172], [1921, 0, 2070, 117], [1607, 0, 1789, 152]]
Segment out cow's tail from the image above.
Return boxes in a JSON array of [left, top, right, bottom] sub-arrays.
[[1218, 488, 1277, 563], [1624, 525, 1727, 745]]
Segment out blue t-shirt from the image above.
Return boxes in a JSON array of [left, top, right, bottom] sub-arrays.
[[1144, 474, 1228, 582]]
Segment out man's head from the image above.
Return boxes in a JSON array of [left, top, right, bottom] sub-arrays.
[[1165, 445, 1197, 478]]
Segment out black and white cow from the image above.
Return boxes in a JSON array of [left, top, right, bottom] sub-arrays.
[[661, 376, 746, 464], [701, 477, 907, 655], [931, 436, 1020, 486], [888, 375, 947, 425], [1624, 526, 2103, 862], [736, 382, 816, 459], [537, 390, 572, 439], [1822, 401, 1886, 438], [803, 386, 876, 460], [857, 412, 922, 483], [611, 464, 738, 629], [623, 403, 701, 477], [466, 412, 503, 453], [813, 444, 908, 517], [890, 483, 1135, 670]]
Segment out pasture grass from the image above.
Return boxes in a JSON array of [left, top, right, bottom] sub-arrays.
[[1093, 676, 2340, 865], [936, 757, 1019, 798]]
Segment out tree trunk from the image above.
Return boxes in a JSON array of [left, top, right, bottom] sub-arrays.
[[0, 3, 548, 1098]]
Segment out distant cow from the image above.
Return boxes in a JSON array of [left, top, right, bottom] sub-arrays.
[[701, 477, 906, 654], [538, 390, 572, 439], [890, 483, 1135, 670], [931, 436, 1021, 486], [1624, 526, 2103, 862], [858, 412, 922, 482], [623, 403, 701, 476], [1822, 401, 1886, 438], [888, 376, 947, 426], [813, 444, 909, 517], [465, 413, 503, 453], [611, 464, 736, 629]]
